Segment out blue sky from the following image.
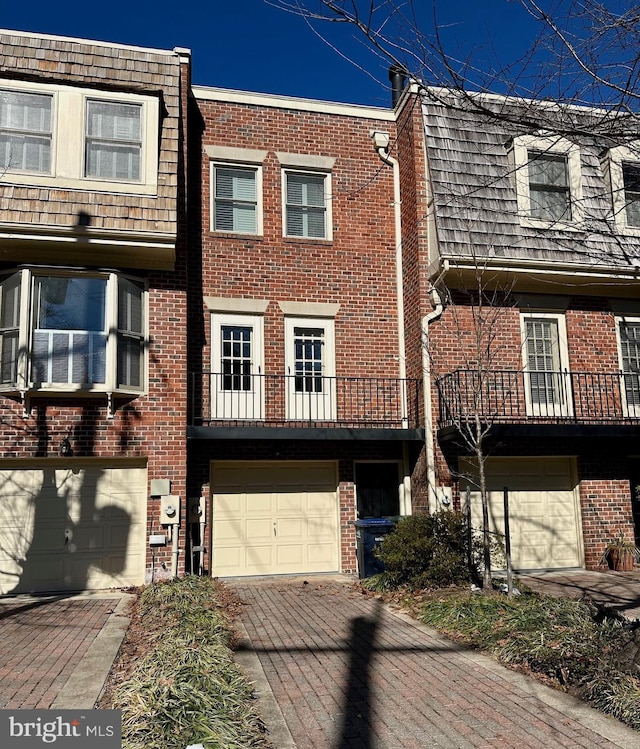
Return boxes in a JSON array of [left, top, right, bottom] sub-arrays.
[[1, 1, 541, 106]]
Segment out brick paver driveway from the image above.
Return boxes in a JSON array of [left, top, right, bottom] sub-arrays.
[[0, 595, 117, 709], [234, 577, 638, 749]]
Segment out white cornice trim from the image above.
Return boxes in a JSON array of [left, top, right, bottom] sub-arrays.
[[193, 86, 395, 121]]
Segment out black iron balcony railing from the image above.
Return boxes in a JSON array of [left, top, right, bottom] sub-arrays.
[[189, 372, 423, 429], [437, 369, 640, 427]]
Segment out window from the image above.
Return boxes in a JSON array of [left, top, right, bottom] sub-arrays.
[[285, 316, 335, 420], [0, 270, 145, 393], [0, 90, 52, 174], [211, 313, 264, 420], [527, 151, 571, 221], [521, 313, 572, 417], [511, 135, 582, 227], [622, 163, 640, 227], [85, 100, 142, 181], [213, 165, 259, 234], [0, 80, 158, 194], [285, 171, 328, 239], [618, 319, 640, 417]]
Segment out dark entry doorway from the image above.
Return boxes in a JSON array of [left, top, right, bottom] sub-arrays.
[[355, 462, 400, 518]]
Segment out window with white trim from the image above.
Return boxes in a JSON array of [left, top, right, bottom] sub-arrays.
[[0, 80, 158, 194], [0, 269, 146, 393], [527, 151, 571, 221], [85, 100, 142, 181], [211, 313, 264, 420], [285, 316, 336, 420], [521, 312, 573, 417], [0, 90, 52, 174], [212, 165, 260, 234], [284, 171, 329, 239], [622, 164, 640, 227], [511, 135, 582, 227], [617, 318, 640, 416]]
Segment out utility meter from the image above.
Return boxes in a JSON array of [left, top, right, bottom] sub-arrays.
[[160, 495, 180, 525]]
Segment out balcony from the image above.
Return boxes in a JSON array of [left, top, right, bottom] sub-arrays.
[[188, 372, 424, 440], [437, 369, 640, 435]]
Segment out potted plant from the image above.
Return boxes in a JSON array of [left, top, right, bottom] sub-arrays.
[[601, 532, 640, 572]]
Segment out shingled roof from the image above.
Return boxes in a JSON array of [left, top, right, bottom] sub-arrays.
[[422, 90, 640, 272]]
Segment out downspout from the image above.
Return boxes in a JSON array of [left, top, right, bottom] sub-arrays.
[[422, 287, 443, 511], [370, 130, 408, 427]]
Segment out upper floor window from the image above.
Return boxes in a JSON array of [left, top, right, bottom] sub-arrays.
[[0, 269, 146, 394], [0, 80, 158, 195], [511, 135, 582, 228], [617, 318, 640, 417], [0, 90, 52, 174], [213, 165, 259, 234], [527, 151, 571, 222], [521, 312, 573, 418], [85, 100, 142, 182], [622, 163, 640, 227], [285, 171, 328, 239]]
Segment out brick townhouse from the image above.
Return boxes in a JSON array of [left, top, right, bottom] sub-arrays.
[[0, 30, 190, 593], [186, 85, 427, 577], [394, 84, 640, 571]]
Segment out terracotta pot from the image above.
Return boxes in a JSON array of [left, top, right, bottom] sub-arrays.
[[608, 548, 636, 572]]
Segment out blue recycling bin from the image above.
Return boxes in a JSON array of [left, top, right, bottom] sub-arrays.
[[354, 518, 397, 578]]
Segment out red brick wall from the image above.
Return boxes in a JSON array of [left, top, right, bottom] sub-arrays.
[[194, 98, 400, 381]]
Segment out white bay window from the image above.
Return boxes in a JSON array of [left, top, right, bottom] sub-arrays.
[[0, 270, 145, 394]]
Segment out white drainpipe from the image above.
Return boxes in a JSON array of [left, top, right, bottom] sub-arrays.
[[370, 130, 408, 426], [422, 288, 443, 510]]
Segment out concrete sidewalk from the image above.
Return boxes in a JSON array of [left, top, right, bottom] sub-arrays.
[[0, 592, 132, 710], [233, 577, 638, 749]]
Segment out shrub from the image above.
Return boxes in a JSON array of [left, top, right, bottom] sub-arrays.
[[374, 511, 475, 589]]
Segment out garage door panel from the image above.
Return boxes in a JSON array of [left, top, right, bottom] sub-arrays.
[[462, 457, 581, 570], [0, 463, 146, 594], [277, 494, 304, 513], [278, 518, 303, 538], [212, 461, 339, 577]]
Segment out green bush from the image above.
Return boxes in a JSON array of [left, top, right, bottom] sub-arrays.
[[374, 511, 475, 589]]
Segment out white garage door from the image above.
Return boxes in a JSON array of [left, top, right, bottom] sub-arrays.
[[0, 460, 147, 594], [211, 461, 339, 577], [460, 457, 583, 570]]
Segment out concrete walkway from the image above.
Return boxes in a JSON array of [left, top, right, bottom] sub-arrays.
[[233, 577, 639, 749]]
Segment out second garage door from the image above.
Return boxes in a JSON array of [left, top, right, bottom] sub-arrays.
[[460, 456, 583, 570], [211, 461, 339, 577], [0, 459, 147, 594]]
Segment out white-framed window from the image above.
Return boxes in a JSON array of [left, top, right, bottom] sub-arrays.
[[211, 312, 264, 420], [511, 134, 582, 228], [0, 79, 158, 194], [284, 170, 330, 239], [607, 146, 640, 233], [85, 100, 142, 182], [212, 164, 261, 234], [521, 312, 573, 417], [0, 89, 52, 174], [0, 269, 146, 394], [285, 316, 336, 420], [616, 317, 640, 417]]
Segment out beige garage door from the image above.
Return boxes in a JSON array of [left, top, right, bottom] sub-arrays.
[[211, 461, 339, 577], [460, 457, 583, 570], [0, 460, 147, 594]]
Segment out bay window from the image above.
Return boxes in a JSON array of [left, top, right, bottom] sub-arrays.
[[0, 270, 145, 393]]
